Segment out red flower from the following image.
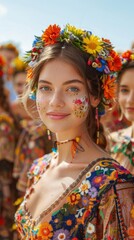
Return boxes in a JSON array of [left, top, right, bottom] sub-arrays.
[[74, 99, 82, 104], [102, 38, 111, 44], [103, 75, 116, 100], [108, 50, 122, 72], [0, 216, 5, 226], [122, 50, 132, 60], [42, 24, 61, 46]]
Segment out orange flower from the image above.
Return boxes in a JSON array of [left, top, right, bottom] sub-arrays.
[[67, 192, 81, 205], [108, 50, 122, 72], [42, 24, 61, 46], [122, 50, 132, 59], [26, 67, 33, 82], [0, 55, 6, 67], [127, 226, 134, 236], [38, 222, 53, 239], [103, 75, 116, 100], [130, 204, 134, 219], [102, 38, 111, 44]]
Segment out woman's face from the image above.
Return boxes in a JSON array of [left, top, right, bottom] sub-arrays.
[[118, 68, 134, 123], [14, 72, 26, 95], [36, 58, 96, 135]]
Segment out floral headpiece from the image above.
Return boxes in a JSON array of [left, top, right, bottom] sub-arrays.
[[121, 49, 134, 65], [0, 55, 6, 77], [12, 57, 27, 74], [25, 24, 122, 115], [0, 43, 19, 57]]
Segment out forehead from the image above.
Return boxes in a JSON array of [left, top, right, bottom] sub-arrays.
[[120, 68, 134, 86], [39, 58, 85, 83], [14, 72, 26, 82]]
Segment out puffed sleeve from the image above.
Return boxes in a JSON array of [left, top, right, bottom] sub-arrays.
[[84, 181, 134, 239]]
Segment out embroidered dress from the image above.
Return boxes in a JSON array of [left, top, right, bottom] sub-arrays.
[[109, 126, 134, 175], [0, 112, 16, 239], [15, 154, 134, 239]]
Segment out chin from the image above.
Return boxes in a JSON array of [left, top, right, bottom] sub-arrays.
[[125, 115, 134, 123]]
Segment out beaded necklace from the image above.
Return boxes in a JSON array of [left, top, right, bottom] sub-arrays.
[[52, 137, 85, 162]]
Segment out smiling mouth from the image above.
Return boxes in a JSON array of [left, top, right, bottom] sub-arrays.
[[46, 113, 70, 120], [126, 107, 134, 111]]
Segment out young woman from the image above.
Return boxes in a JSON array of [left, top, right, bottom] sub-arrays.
[[15, 24, 134, 239], [110, 50, 134, 174]]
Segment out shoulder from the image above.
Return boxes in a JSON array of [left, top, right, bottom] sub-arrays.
[[27, 153, 53, 180], [110, 126, 132, 143], [78, 158, 133, 197]]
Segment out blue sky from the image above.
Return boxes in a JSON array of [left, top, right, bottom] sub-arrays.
[[0, 0, 134, 55]]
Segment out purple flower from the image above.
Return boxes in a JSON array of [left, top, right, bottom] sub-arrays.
[[53, 229, 70, 240], [88, 187, 98, 198], [91, 174, 106, 187], [82, 196, 89, 206]]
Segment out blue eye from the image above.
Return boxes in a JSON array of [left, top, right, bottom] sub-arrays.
[[120, 88, 129, 93], [39, 86, 52, 91], [67, 87, 79, 92]]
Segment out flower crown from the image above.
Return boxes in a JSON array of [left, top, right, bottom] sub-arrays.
[[0, 43, 19, 57], [121, 49, 134, 65], [25, 24, 122, 115], [0, 55, 6, 77]]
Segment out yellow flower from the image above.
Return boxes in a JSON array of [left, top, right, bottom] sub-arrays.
[[130, 204, 134, 219], [13, 57, 27, 71], [67, 192, 81, 205], [67, 24, 84, 36], [130, 53, 134, 60], [83, 35, 103, 55]]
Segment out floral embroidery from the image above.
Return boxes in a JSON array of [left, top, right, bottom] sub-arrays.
[[53, 229, 70, 240], [38, 222, 53, 239], [15, 158, 134, 239], [67, 192, 81, 205]]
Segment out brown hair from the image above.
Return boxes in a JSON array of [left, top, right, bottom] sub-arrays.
[[23, 42, 107, 149], [117, 61, 134, 84], [0, 43, 19, 57]]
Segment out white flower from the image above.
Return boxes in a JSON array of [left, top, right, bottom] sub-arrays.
[[86, 222, 95, 234], [95, 165, 100, 171], [79, 180, 91, 195], [28, 141, 35, 149], [86, 171, 91, 178]]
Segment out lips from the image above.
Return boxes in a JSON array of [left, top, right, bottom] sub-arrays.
[[46, 112, 70, 120], [126, 107, 134, 111]]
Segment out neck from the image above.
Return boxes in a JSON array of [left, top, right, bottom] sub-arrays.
[[52, 131, 95, 165]]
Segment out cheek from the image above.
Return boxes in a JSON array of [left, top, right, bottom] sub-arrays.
[[72, 96, 89, 118], [36, 94, 46, 111], [118, 94, 126, 107]]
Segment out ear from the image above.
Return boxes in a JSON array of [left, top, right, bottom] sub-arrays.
[[89, 95, 100, 107]]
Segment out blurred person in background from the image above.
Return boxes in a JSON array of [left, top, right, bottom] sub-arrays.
[[11, 57, 52, 196], [0, 54, 20, 240], [109, 50, 134, 174], [0, 43, 19, 102], [11, 56, 31, 121]]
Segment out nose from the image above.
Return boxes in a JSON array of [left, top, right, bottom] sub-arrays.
[[49, 90, 65, 108]]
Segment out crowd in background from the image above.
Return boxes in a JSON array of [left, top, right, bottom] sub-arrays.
[[0, 40, 134, 240]]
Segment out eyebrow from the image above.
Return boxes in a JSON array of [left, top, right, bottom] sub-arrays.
[[119, 84, 128, 87], [38, 79, 85, 85]]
